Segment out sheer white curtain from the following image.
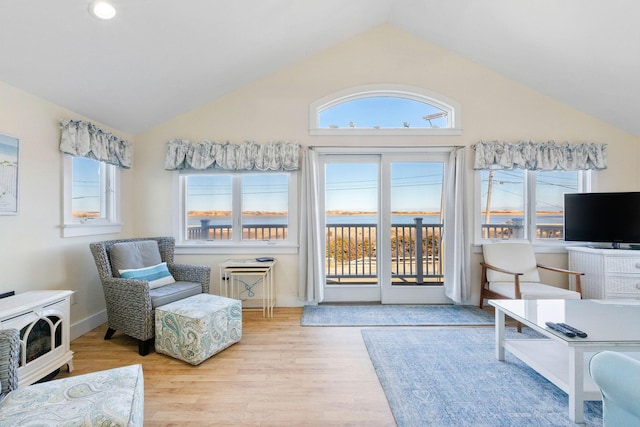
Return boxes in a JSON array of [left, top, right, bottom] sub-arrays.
[[298, 149, 325, 303], [443, 147, 469, 303]]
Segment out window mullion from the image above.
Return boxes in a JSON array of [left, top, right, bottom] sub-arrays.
[[99, 162, 108, 220], [526, 171, 536, 241], [232, 175, 242, 242], [580, 170, 591, 193]]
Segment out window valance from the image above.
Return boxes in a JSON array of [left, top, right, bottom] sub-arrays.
[[59, 119, 132, 168], [164, 139, 300, 171], [472, 140, 607, 171]]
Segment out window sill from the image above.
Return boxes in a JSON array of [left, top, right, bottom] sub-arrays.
[[61, 222, 122, 238], [176, 242, 299, 255], [473, 241, 570, 254], [309, 128, 463, 136]]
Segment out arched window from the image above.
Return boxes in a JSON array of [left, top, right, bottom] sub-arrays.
[[309, 84, 462, 136]]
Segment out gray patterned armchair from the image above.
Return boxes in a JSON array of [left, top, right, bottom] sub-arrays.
[[0, 329, 19, 400], [90, 236, 211, 356]]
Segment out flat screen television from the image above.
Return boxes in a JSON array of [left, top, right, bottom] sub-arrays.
[[564, 192, 640, 249]]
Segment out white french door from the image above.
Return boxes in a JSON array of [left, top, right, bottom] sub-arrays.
[[320, 149, 450, 304], [322, 155, 381, 302], [380, 154, 449, 304]]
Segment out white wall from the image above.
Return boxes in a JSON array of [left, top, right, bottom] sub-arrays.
[[134, 24, 640, 306], [0, 24, 638, 338], [0, 80, 135, 337]]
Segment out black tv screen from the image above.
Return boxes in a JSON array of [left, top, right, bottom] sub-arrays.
[[564, 192, 640, 247]]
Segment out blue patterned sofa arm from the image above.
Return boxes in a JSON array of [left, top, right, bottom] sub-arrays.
[[0, 329, 143, 426]]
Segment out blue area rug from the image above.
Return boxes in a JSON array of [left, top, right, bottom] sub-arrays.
[[301, 304, 494, 326], [362, 328, 602, 426]]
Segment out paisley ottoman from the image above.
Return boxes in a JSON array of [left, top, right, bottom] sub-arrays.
[[0, 364, 144, 427], [155, 294, 242, 365]]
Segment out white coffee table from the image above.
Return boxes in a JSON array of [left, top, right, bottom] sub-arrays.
[[489, 299, 640, 424]]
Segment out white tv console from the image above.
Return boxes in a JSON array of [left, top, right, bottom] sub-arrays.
[[0, 290, 74, 386], [567, 246, 640, 299]]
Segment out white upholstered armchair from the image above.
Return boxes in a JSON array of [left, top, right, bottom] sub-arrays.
[[480, 242, 583, 307]]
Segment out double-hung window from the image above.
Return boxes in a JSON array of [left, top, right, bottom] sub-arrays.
[[62, 155, 121, 237], [476, 169, 589, 243], [59, 120, 129, 237], [473, 140, 607, 245], [176, 170, 297, 249], [165, 139, 300, 252]]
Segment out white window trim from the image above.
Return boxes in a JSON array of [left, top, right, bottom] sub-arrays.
[[309, 84, 462, 136], [173, 170, 299, 255], [61, 154, 122, 237], [473, 169, 592, 250]]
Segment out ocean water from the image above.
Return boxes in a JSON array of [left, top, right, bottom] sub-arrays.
[[189, 214, 563, 226]]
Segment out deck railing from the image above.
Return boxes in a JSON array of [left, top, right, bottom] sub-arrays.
[[325, 218, 443, 285], [188, 219, 562, 284], [482, 223, 563, 239], [187, 221, 287, 240]]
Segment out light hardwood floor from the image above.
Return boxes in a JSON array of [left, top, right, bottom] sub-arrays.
[[58, 308, 401, 426]]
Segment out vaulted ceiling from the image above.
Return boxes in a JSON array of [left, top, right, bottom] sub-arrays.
[[1, 0, 638, 136]]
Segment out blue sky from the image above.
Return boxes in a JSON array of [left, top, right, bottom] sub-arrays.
[[0, 134, 18, 163], [74, 160, 576, 215], [325, 166, 576, 214], [325, 162, 444, 212], [481, 170, 577, 212], [186, 174, 288, 212], [71, 96, 575, 215], [319, 97, 447, 129], [71, 157, 101, 212]]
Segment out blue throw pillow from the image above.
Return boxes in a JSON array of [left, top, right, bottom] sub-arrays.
[[119, 262, 175, 289]]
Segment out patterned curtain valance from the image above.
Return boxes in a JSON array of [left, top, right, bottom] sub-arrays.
[[59, 119, 132, 168], [472, 140, 607, 171], [164, 139, 301, 171]]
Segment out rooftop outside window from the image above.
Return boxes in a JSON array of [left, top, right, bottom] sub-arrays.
[[309, 84, 462, 136], [319, 96, 448, 129]]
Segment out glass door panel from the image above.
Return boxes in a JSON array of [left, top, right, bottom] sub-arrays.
[[323, 158, 381, 302], [380, 156, 449, 304], [389, 161, 444, 285]]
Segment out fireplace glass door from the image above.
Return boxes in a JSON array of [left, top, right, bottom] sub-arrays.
[[20, 315, 63, 366]]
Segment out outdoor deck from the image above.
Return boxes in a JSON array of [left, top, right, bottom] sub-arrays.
[[188, 220, 561, 285]]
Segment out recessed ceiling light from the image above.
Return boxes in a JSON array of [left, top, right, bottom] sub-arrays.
[[90, 1, 116, 20]]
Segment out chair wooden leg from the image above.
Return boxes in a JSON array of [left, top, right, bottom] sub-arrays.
[[104, 327, 116, 340], [138, 339, 153, 356], [517, 321, 522, 333]]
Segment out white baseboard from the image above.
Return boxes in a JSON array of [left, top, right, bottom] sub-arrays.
[[70, 309, 107, 341], [70, 297, 308, 341], [274, 296, 306, 307], [239, 295, 306, 310]]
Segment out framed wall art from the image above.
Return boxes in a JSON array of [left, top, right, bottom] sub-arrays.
[[0, 133, 19, 215]]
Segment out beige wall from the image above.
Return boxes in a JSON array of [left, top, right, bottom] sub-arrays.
[[135, 25, 639, 306], [0, 80, 135, 336], [1, 24, 638, 336]]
